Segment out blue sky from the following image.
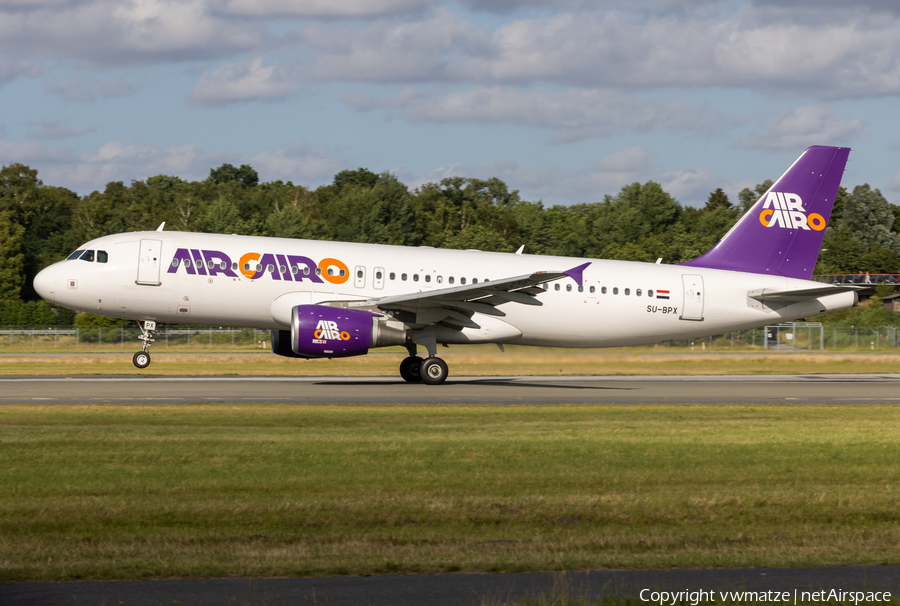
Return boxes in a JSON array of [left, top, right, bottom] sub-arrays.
[[1, 0, 898, 207]]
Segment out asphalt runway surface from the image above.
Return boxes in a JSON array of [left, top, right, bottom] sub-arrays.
[[3, 373, 900, 605], [3, 566, 899, 606], [2, 373, 900, 405]]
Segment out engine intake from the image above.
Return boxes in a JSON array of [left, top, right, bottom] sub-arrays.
[[274, 304, 406, 358]]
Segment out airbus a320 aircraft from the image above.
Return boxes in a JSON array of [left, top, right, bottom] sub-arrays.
[[33, 146, 858, 385]]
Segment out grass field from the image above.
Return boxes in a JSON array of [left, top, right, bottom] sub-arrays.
[[1, 404, 899, 583], [3, 347, 900, 376]]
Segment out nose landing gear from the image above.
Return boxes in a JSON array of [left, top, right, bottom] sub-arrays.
[[133, 320, 156, 369]]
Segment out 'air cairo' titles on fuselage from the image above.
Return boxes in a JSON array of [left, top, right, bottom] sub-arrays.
[[166, 248, 350, 284]]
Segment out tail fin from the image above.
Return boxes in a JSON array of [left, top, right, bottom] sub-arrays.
[[681, 145, 850, 279]]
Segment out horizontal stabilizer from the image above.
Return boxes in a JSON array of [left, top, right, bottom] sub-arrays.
[[750, 285, 861, 304]]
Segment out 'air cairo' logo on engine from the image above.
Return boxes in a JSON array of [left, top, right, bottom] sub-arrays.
[[758, 192, 826, 231], [312, 320, 351, 344]]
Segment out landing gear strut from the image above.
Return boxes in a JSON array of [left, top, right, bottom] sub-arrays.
[[133, 320, 156, 369]]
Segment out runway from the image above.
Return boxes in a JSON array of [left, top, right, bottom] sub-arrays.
[[2, 373, 900, 405]]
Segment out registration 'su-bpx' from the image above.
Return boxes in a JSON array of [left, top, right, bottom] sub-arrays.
[[34, 146, 858, 384]]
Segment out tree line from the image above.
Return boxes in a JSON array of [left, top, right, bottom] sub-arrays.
[[1, 161, 899, 326]]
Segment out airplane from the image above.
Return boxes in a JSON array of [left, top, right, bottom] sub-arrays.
[[33, 145, 858, 385]]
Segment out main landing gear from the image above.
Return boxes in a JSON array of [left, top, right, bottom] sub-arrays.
[[399, 344, 449, 385], [133, 320, 156, 369]]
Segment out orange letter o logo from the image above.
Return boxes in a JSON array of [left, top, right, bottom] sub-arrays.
[[319, 258, 349, 284], [340, 331, 350, 341], [759, 209, 774, 227], [239, 252, 261, 279], [808, 213, 826, 231]]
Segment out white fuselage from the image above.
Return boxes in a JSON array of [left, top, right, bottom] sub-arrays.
[[36, 230, 855, 348]]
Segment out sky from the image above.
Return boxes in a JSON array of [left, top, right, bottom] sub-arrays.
[[0, 0, 899, 207]]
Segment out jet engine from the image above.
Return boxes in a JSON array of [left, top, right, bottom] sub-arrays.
[[271, 304, 407, 358]]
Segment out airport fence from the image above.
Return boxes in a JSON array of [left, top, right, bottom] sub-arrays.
[[1, 323, 899, 352], [0, 325, 273, 350]]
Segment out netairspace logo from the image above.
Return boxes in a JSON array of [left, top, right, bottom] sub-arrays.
[[639, 588, 892, 605], [758, 192, 827, 231]]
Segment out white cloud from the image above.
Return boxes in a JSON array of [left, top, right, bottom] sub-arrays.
[[0, 137, 346, 195], [0, 0, 262, 68], [404, 145, 659, 204], [387, 87, 722, 142], [29, 120, 98, 140], [221, 0, 427, 18], [43, 77, 141, 102], [188, 57, 300, 106], [734, 104, 866, 150]]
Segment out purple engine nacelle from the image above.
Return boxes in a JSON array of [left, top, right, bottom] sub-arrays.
[[286, 304, 406, 358]]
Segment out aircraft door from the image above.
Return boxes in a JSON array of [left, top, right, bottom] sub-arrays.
[[680, 274, 704, 321], [354, 265, 366, 288], [137, 239, 163, 286], [374, 267, 385, 290]]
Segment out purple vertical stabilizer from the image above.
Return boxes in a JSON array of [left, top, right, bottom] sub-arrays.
[[681, 146, 850, 279]]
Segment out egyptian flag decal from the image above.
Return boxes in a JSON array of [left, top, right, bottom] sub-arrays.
[[656, 289, 670, 300]]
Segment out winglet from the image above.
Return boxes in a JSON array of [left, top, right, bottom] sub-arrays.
[[564, 262, 591, 284]]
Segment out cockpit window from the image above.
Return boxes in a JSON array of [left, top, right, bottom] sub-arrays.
[[67, 250, 85, 260], [97, 250, 108, 263], [79, 250, 95, 262]]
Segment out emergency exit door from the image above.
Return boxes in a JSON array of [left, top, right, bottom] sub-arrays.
[[137, 239, 163, 286], [680, 274, 704, 321]]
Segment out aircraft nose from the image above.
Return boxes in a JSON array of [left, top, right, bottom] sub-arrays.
[[33, 264, 57, 303]]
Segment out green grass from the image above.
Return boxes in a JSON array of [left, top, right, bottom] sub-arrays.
[[4, 348, 900, 376], [1, 404, 900, 582]]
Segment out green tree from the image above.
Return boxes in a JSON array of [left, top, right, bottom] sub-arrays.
[[737, 179, 773, 213], [841, 184, 898, 254], [0, 210, 25, 300], [209, 163, 259, 188], [705, 188, 731, 210]]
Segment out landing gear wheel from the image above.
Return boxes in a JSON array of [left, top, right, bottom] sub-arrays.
[[400, 356, 423, 383], [133, 351, 151, 369], [420, 357, 449, 385]]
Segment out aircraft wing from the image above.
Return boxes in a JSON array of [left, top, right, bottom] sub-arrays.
[[337, 262, 590, 330], [749, 285, 862, 304]]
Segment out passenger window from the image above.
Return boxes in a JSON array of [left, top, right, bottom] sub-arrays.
[[267, 264, 275, 273], [636, 289, 642, 296], [578, 285, 583, 293], [243, 263, 250, 271], [376, 271, 383, 280], [590, 286, 595, 294], [303, 267, 310, 275], [315, 268, 322, 275], [67, 250, 85, 260], [566, 284, 572, 292], [601, 287, 607, 294], [555, 284, 560, 291], [279, 265, 286, 273], [207, 260, 214, 269], [357, 270, 363, 278], [98, 251, 108, 263], [473, 278, 478, 284], [339, 269, 346, 277], [171, 259, 179, 267], [648, 289, 654, 297], [625, 288, 630, 295], [613, 287, 618, 294], [449, 277, 455, 284], [80, 250, 95, 262], [461, 277, 466, 285], [425, 275, 431, 283], [437, 276, 443, 283], [232, 262, 238, 271], [413, 274, 419, 282], [328, 268, 334, 276], [390, 272, 395, 280], [402, 273, 407, 281], [291, 266, 298, 275]]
